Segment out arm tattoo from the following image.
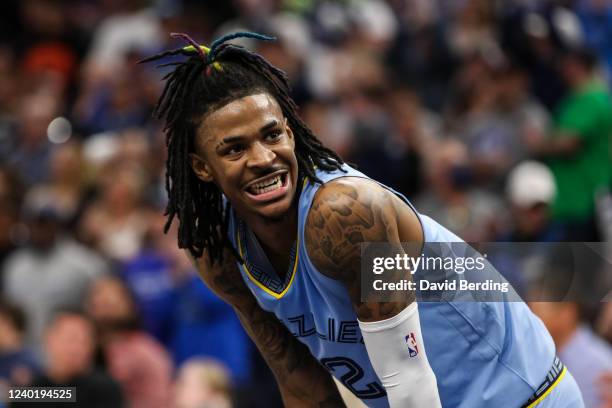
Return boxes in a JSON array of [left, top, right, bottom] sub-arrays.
[[191, 248, 343, 406], [235, 306, 305, 377], [305, 179, 417, 321], [236, 306, 344, 406]]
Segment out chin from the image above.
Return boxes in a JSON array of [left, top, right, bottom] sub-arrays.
[[255, 198, 295, 222]]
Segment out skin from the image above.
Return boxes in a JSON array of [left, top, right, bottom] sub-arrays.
[[45, 314, 95, 383], [0, 312, 22, 352], [192, 248, 345, 407], [305, 178, 422, 321], [191, 93, 300, 273], [190, 92, 423, 406]]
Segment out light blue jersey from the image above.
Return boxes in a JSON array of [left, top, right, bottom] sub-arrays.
[[227, 165, 557, 408]]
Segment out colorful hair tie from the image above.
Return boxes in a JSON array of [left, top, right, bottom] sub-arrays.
[[170, 31, 276, 75]]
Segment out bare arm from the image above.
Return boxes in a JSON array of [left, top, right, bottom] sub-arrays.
[[304, 178, 442, 407], [304, 178, 422, 321], [190, 249, 344, 407], [528, 131, 582, 157]]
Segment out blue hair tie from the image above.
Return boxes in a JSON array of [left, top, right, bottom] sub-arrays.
[[208, 31, 276, 64]]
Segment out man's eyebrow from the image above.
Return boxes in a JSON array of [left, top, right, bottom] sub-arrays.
[[219, 136, 244, 146], [218, 120, 280, 147], [259, 119, 279, 133]]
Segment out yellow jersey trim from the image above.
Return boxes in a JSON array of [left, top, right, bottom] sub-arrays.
[[235, 177, 308, 299], [526, 366, 567, 408]]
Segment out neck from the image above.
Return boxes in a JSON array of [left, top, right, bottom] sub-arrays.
[[240, 181, 302, 255], [243, 207, 298, 280], [248, 207, 298, 255]]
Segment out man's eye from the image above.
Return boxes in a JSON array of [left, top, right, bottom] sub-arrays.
[[225, 145, 244, 155], [265, 131, 282, 141]]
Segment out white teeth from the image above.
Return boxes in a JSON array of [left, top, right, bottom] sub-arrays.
[[249, 175, 283, 195]]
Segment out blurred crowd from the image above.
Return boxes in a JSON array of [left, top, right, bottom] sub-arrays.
[[0, 0, 611, 407]]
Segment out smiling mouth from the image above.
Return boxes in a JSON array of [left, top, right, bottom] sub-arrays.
[[244, 172, 289, 201]]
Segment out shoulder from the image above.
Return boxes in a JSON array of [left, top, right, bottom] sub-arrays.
[[306, 177, 399, 241], [310, 176, 392, 210], [304, 177, 420, 281]]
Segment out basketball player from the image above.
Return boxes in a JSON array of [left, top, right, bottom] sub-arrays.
[[143, 32, 584, 407]]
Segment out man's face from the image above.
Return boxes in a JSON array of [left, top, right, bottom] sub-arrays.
[[192, 93, 299, 222], [45, 315, 94, 379]]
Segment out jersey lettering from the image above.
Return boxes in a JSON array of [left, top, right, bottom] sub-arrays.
[[321, 356, 386, 399]]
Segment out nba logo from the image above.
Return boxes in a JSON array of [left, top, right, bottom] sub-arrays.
[[405, 333, 419, 358]]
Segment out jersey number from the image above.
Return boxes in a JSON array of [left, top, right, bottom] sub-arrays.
[[320, 356, 386, 399]]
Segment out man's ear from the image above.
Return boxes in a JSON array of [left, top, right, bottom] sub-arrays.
[[190, 153, 214, 183]]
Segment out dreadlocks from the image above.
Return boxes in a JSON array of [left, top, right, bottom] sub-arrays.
[[142, 32, 344, 262]]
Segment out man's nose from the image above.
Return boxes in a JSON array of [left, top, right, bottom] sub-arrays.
[[246, 141, 276, 168]]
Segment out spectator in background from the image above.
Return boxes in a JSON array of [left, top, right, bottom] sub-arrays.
[[502, 160, 559, 242], [415, 138, 505, 241], [254, 13, 313, 105], [2, 193, 107, 347], [504, 10, 568, 111], [445, 0, 497, 61], [86, 275, 173, 408], [494, 63, 549, 148], [477, 63, 549, 189], [530, 301, 612, 408], [490, 161, 560, 296], [386, 0, 456, 111], [123, 214, 261, 404], [114, 128, 158, 183], [0, 92, 60, 185], [157, 220, 253, 386], [528, 47, 612, 241], [301, 99, 353, 159], [0, 299, 40, 387], [82, 0, 163, 80], [15, 0, 84, 86], [379, 85, 436, 198], [170, 266, 253, 386], [446, 53, 550, 191], [121, 213, 178, 346], [172, 358, 232, 408], [445, 49, 507, 190], [79, 161, 151, 262], [26, 141, 90, 229], [81, 128, 156, 184], [73, 64, 153, 135], [15, 309, 123, 408]]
